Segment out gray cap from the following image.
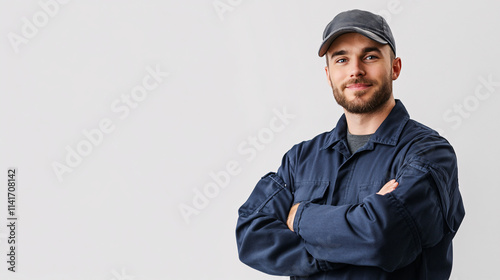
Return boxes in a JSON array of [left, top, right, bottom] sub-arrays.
[[318, 9, 396, 57]]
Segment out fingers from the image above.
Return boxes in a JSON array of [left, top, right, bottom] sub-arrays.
[[377, 179, 399, 195]]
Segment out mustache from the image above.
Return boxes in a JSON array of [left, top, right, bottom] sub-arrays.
[[341, 78, 375, 89]]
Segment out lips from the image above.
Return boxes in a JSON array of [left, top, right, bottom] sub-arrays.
[[345, 83, 372, 90]]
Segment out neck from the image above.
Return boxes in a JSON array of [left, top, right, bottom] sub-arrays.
[[345, 98, 396, 135]]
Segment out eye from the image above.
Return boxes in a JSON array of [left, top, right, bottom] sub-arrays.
[[336, 58, 347, 63], [365, 55, 378, 60]]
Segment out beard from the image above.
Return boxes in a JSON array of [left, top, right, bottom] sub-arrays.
[[331, 76, 393, 114]]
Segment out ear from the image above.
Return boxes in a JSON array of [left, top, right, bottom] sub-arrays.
[[325, 66, 333, 88], [391, 57, 402, 80]]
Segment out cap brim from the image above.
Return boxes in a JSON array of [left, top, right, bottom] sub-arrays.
[[318, 27, 388, 57]]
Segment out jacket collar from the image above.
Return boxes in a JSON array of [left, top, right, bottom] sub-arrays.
[[321, 99, 410, 151]]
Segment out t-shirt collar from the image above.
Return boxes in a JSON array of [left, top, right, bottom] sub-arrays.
[[321, 99, 410, 150]]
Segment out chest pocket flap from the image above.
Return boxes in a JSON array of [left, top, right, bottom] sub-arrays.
[[293, 181, 329, 204]]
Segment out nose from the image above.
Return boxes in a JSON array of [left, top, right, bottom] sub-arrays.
[[349, 58, 365, 78]]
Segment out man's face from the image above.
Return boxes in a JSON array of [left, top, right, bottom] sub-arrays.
[[325, 33, 401, 114]]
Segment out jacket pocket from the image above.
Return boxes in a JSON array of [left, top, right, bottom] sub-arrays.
[[293, 181, 329, 204]]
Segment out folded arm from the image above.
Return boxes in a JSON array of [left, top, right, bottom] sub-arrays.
[[236, 172, 338, 276], [291, 155, 464, 272], [287, 179, 399, 231]]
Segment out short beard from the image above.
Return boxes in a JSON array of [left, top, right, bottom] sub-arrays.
[[331, 76, 393, 114]]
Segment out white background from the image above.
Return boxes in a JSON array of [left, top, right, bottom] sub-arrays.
[[0, 0, 498, 279]]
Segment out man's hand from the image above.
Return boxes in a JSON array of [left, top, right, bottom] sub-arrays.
[[287, 203, 300, 232], [377, 179, 399, 195]]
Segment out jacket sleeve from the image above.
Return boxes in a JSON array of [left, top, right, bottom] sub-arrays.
[[292, 140, 465, 272], [236, 171, 339, 276]]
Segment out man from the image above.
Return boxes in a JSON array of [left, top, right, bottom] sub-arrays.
[[235, 9, 465, 279]]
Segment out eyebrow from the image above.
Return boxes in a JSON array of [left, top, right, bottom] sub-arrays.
[[362, 47, 383, 55], [330, 50, 347, 60], [330, 46, 383, 60]]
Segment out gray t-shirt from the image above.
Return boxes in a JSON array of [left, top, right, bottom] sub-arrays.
[[346, 130, 373, 154]]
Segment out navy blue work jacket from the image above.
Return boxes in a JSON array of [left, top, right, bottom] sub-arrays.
[[236, 100, 465, 279]]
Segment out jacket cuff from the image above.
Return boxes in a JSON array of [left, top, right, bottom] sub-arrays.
[[293, 202, 307, 235]]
